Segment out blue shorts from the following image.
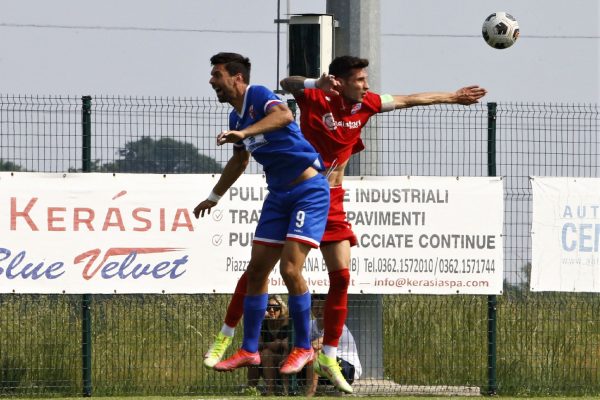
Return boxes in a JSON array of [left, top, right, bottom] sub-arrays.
[[254, 174, 330, 248]]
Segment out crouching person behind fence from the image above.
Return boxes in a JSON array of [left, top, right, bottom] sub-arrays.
[[305, 294, 362, 396], [247, 295, 290, 395]]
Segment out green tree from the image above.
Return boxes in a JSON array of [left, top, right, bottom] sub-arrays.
[[102, 137, 223, 173], [0, 159, 25, 171], [68, 160, 104, 173]]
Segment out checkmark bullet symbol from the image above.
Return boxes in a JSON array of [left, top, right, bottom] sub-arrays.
[[213, 209, 223, 221], [212, 235, 223, 246]]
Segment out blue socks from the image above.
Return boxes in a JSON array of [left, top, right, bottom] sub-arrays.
[[241, 292, 312, 352], [241, 293, 268, 353], [288, 292, 312, 349]]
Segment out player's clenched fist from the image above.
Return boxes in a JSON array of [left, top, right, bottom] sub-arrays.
[[217, 130, 244, 146]]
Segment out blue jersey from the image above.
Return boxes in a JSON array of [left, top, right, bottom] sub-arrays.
[[230, 85, 324, 188]]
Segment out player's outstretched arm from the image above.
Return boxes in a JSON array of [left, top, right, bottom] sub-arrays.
[[391, 85, 487, 109], [280, 73, 341, 97], [193, 149, 249, 218]]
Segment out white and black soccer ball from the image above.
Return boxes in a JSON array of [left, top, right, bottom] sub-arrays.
[[482, 12, 520, 49]]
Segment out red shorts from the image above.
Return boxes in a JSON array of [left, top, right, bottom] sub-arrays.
[[321, 186, 357, 247]]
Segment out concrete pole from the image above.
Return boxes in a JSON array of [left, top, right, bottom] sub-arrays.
[[326, 0, 384, 381], [326, 0, 381, 92]]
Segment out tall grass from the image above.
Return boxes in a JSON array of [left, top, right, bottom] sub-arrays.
[[383, 295, 486, 388], [383, 291, 600, 396], [1, 292, 600, 397], [495, 291, 600, 395], [0, 295, 80, 396], [90, 294, 244, 396]]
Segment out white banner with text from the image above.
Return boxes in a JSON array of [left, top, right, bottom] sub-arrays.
[[0, 173, 504, 294], [531, 177, 600, 292]]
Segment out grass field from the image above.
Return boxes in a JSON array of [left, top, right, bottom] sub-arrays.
[[22, 397, 600, 400], [2, 293, 600, 396]]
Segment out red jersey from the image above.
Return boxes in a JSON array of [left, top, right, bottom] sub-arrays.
[[297, 89, 383, 167]]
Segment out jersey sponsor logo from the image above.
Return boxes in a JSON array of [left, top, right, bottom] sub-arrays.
[[243, 134, 268, 152], [337, 119, 362, 129], [323, 113, 336, 130], [322, 113, 362, 130]]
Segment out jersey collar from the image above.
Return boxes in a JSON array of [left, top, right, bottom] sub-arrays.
[[236, 84, 253, 118]]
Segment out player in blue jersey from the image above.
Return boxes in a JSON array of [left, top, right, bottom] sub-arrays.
[[193, 52, 329, 374]]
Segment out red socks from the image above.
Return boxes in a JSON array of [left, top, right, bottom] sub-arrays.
[[224, 272, 247, 328], [323, 269, 350, 347]]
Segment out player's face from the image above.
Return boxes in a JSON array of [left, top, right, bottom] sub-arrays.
[[339, 68, 370, 103], [209, 64, 239, 103]]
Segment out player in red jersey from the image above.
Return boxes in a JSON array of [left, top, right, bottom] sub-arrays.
[[204, 56, 486, 393]]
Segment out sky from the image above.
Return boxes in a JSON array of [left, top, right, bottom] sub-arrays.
[[0, 0, 598, 103]]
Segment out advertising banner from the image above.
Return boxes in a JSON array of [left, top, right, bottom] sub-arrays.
[[531, 177, 600, 292], [0, 173, 503, 294]]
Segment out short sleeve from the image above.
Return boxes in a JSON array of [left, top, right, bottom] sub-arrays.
[[295, 88, 319, 109], [362, 91, 383, 114], [251, 85, 284, 115]]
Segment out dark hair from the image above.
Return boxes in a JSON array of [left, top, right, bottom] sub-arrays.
[[328, 55, 369, 79], [210, 52, 251, 83]]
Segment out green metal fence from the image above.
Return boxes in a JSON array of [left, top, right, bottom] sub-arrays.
[[0, 95, 599, 397]]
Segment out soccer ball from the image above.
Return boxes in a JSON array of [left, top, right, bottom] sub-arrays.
[[482, 12, 520, 49]]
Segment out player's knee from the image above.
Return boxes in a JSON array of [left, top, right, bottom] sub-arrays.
[[246, 267, 270, 285], [279, 262, 301, 280]]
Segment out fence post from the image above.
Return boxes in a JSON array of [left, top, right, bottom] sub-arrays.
[[81, 95, 93, 397], [486, 102, 498, 395]]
